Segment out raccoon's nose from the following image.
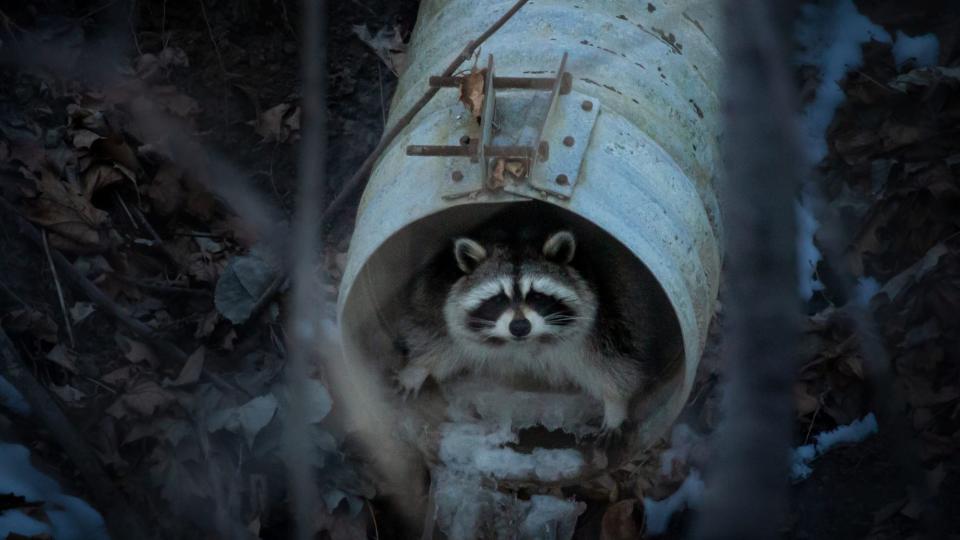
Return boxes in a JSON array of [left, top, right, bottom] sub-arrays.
[[509, 319, 531, 337]]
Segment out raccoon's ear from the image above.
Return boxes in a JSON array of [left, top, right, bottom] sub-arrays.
[[543, 231, 576, 264], [454, 238, 487, 273]]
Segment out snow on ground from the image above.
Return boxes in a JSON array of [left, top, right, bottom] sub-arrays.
[[0, 443, 110, 540], [793, 0, 940, 300], [0, 378, 109, 538], [643, 469, 706, 536], [791, 413, 879, 481]]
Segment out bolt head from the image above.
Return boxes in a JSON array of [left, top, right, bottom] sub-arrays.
[[581, 100, 593, 111], [555, 174, 569, 186]]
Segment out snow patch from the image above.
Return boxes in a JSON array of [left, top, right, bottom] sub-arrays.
[[790, 413, 879, 481], [796, 197, 825, 300], [0, 443, 109, 540], [642, 469, 705, 536], [658, 424, 700, 477], [893, 31, 939, 68], [796, 0, 891, 163]]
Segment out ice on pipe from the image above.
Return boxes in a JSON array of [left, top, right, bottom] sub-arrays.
[[433, 380, 589, 540], [790, 413, 879, 481], [643, 469, 705, 536], [442, 378, 602, 439], [433, 468, 585, 540], [439, 423, 584, 482], [0, 443, 109, 540]]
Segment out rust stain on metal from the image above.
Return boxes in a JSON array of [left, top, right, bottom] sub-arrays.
[[688, 99, 704, 119], [636, 23, 683, 55], [651, 26, 683, 53]]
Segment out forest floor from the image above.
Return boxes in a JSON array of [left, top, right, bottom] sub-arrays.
[[0, 0, 958, 539]]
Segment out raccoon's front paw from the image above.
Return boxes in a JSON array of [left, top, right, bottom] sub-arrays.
[[394, 365, 430, 400], [601, 398, 628, 433]]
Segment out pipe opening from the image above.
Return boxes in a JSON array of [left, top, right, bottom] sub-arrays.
[[340, 200, 685, 468]]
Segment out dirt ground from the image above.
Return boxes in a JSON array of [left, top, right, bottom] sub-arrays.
[[0, 0, 958, 539]]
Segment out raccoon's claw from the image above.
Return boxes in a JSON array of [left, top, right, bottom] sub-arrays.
[[394, 366, 429, 401], [596, 425, 623, 449]]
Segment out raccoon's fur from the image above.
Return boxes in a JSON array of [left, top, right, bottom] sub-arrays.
[[395, 208, 668, 432]]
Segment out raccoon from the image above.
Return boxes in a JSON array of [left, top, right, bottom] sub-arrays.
[[395, 219, 654, 433]]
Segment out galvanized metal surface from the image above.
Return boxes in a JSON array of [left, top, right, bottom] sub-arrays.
[[338, 0, 723, 461]]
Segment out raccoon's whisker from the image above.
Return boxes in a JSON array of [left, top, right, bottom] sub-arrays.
[[545, 315, 594, 323]]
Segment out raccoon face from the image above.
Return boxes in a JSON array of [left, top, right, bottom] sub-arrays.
[[443, 231, 597, 348]]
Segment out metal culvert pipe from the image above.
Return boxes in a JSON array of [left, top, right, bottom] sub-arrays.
[[337, 0, 722, 472]]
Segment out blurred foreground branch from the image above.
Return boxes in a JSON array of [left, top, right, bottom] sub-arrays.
[[691, 1, 801, 538]]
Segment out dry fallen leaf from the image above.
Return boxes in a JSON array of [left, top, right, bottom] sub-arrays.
[[459, 68, 486, 123], [22, 166, 111, 253], [45, 344, 79, 374], [1, 308, 59, 343], [351, 24, 408, 76], [115, 334, 158, 367], [600, 499, 642, 540], [145, 163, 186, 217], [167, 347, 205, 387], [254, 103, 301, 143], [106, 380, 176, 418]]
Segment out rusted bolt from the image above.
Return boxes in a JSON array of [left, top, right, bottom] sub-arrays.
[[581, 100, 593, 111], [563, 136, 575, 147], [451, 170, 464, 182], [460, 135, 471, 145], [538, 140, 550, 162], [555, 174, 569, 186]]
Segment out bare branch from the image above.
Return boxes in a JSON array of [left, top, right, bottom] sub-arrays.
[[320, 0, 531, 227]]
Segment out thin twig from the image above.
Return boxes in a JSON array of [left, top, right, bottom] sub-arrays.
[[114, 192, 140, 231], [197, 0, 230, 135], [0, 328, 150, 540], [129, 0, 143, 56], [376, 62, 386, 129], [41, 230, 75, 349], [320, 0, 530, 227], [367, 500, 380, 540]]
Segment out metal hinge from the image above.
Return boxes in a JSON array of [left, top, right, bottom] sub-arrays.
[[405, 52, 600, 201]]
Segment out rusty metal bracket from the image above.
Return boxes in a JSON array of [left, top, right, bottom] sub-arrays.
[[405, 52, 579, 200]]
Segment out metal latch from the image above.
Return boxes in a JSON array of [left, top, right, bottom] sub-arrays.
[[405, 52, 600, 201]]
